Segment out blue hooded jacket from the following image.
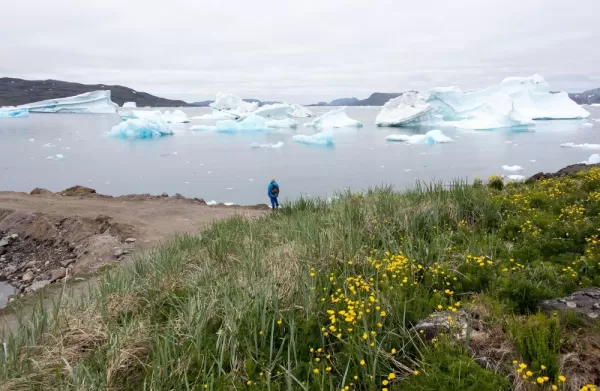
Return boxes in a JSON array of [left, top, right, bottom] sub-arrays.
[[267, 181, 279, 198]]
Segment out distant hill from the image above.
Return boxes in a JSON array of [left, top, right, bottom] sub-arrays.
[[569, 88, 600, 105], [310, 92, 403, 107], [0, 78, 191, 107]]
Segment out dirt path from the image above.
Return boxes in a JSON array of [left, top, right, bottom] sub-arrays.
[[0, 189, 267, 332]]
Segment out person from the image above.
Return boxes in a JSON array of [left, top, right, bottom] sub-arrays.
[[267, 178, 280, 210]]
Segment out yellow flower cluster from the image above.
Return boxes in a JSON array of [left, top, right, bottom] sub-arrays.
[[465, 254, 493, 267], [520, 220, 542, 237], [558, 204, 586, 222]]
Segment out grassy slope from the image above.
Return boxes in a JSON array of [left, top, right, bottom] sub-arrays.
[[2, 172, 600, 390]]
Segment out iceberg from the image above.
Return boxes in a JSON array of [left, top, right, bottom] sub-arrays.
[[120, 110, 161, 120], [122, 102, 137, 108], [385, 129, 453, 144], [581, 123, 594, 128], [292, 131, 334, 146], [19, 90, 118, 114], [505, 175, 526, 181], [560, 143, 600, 150], [250, 141, 284, 149], [582, 154, 600, 165], [215, 115, 268, 133], [303, 107, 363, 129], [109, 117, 174, 139], [376, 74, 589, 129], [266, 118, 298, 128], [162, 109, 190, 123], [502, 165, 524, 172], [288, 103, 315, 118], [191, 110, 238, 120], [190, 125, 217, 131], [0, 107, 29, 118], [253, 103, 292, 119], [209, 93, 258, 118], [46, 154, 65, 160]]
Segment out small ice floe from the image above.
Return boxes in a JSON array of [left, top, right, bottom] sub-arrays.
[[46, 154, 65, 160], [42, 143, 56, 148], [502, 165, 524, 172], [505, 175, 526, 181]]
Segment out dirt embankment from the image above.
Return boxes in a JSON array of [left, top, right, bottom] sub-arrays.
[[0, 186, 267, 299]]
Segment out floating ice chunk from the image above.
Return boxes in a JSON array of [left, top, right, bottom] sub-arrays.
[[560, 143, 600, 150], [0, 108, 30, 118], [529, 159, 537, 163], [162, 110, 190, 123], [253, 103, 292, 119], [376, 92, 435, 127], [592, 118, 600, 122], [581, 154, 600, 165], [209, 93, 258, 117], [19, 91, 118, 114], [292, 131, 334, 146], [505, 175, 525, 181], [46, 154, 65, 160], [206, 200, 218, 206], [250, 141, 284, 149], [502, 165, 524, 172], [109, 117, 174, 139], [581, 123, 594, 128], [304, 107, 363, 129], [385, 129, 453, 144], [215, 115, 268, 133], [120, 110, 161, 120], [28, 138, 35, 142], [190, 125, 217, 132], [161, 152, 178, 156], [266, 118, 298, 128], [122, 102, 137, 108], [42, 143, 56, 148], [288, 104, 315, 118], [224, 202, 235, 206], [191, 110, 238, 120]]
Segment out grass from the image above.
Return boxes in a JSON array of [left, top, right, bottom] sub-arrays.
[[2, 170, 600, 390]]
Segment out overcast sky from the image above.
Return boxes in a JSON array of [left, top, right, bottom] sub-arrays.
[[1, 0, 599, 104]]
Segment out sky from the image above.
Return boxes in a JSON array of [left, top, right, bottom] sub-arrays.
[[1, 0, 599, 104]]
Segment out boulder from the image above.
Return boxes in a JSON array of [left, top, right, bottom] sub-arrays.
[[22, 271, 34, 282], [60, 186, 96, 197], [540, 288, 600, 319], [30, 188, 52, 195], [413, 310, 470, 341], [125, 238, 136, 243], [50, 267, 67, 282]]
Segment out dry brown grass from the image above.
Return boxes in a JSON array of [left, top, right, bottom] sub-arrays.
[[560, 330, 600, 391], [261, 241, 303, 300]]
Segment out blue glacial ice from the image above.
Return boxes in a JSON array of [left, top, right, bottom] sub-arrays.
[[109, 117, 174, 139], [0, 108, 29, 118], [292, 131, 334, 146], [304, 107, 364, 129], [19, 91, 118, 114], [385, 129, 453, 144], [215, 115, 269, 133], [376, 74, 589, 129]]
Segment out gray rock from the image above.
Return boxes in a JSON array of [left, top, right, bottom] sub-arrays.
[[161, 192, 169, 197], [29, 280, 50, 292], [50, 268, 66, 282], [0, 237, 9, 247], [10, 234, 18, 240], [173, 193, 185, 200], [60, 258, 76, 268], [541, 288, 600, 318], [22, 271, 34, 282], [413, 310, 470, 341], [0, 247, 5, 256], [24, 260, 36, 269], [566, 301, 577, 308], [113, 249, 125, 258], [125, 238, 136, 243]]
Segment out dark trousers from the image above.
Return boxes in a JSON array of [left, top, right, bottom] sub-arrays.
[[269, 196, 279, 209]]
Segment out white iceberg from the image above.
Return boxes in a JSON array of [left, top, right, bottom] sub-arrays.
[[376, 74, 589, 129], [288, 104, 315, 118], [191, 110, 238, 120], [266, 118, 298, 128], [109, 117, 174, 139], [252, 103, 292, 119], [190, 124, 217, 131], [122, 102, 137, 108], [505, 175, 526, 181], [42, 143, 56, 148], [46, 154, 65, 160], [206, 200, 218, 206], [292, 131, 334, 146], [502, 165, 524, 172], [582, 154, 600, 165], [120, 109, 161, 120], [582, 123, 594, 128], [0, 107, 29, 118], [376, 92, 435, 127], [385, 129, 453, 144], [215, 115, 268, 133], [303, 107, 363, 129], [560, 143, 600, 150], [250, 141, 284, 149], [19, 91, 118, 114], [209, 93, 258, 118], [162, 110, 190, 123]]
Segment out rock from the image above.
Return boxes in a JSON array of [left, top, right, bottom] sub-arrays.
[[413, 310, 470, 341], [113, 248, 125, 258], [194, 197, 206, 205], [161, 192, 169, 197], [50, 268, 67, 282], [10, 234, 18, 240], [22, 271, 34, 282], [527, 163, 600, 183], [44, 260, 50, 266], [24, 260, 36, 269], [30, 188, 52, 195], [173, 193, 185, 200], [0, 237, 10, 247], [125, 238, 136, 243], [541, 288, 600, 318], [0, 247, 5, 257], [60, 258, 76, 268], [29, 280, 50, 292], [60, 185, 96, 197]]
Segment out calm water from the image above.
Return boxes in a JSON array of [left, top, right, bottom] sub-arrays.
[[0, 106, 599, 205]]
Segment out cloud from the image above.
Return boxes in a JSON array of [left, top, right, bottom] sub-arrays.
[[1, 0, 598, 103]]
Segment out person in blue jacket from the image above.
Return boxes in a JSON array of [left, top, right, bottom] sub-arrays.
[[267, 178, 280, 210]]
